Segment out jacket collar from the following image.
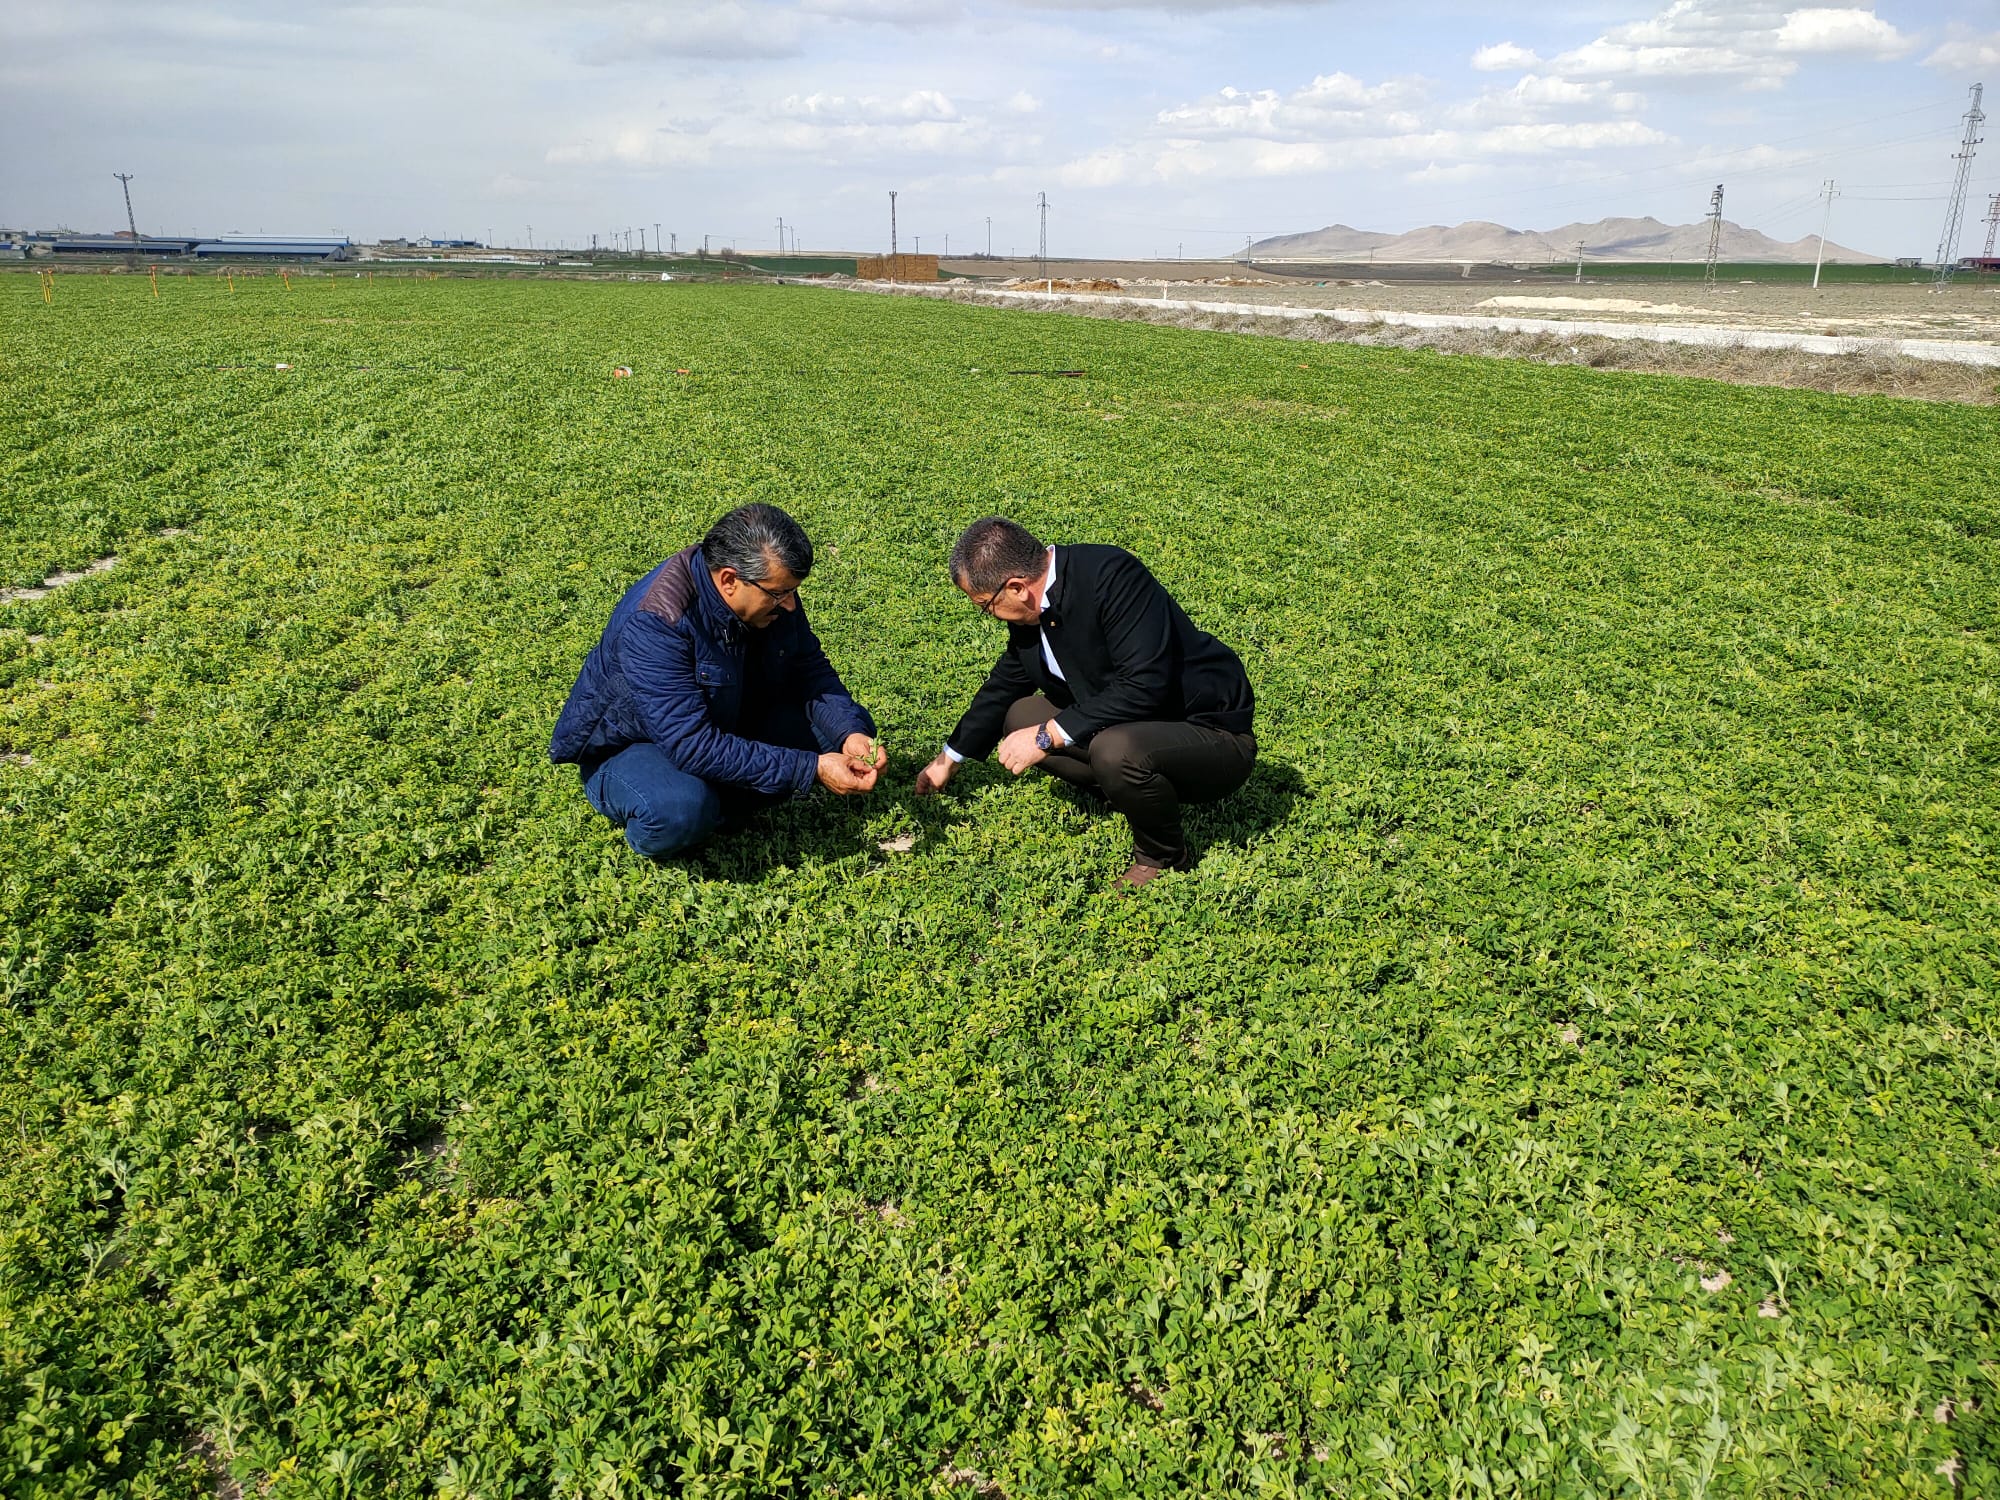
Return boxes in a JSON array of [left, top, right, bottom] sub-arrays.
[[1042, 544, 1067, 625], [689, 547, 744, 644]]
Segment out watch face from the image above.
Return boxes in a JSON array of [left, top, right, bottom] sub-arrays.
[[1036, 724, 1053, 751]]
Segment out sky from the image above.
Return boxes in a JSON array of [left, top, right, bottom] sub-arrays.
[[3, 1, 1997, 259]]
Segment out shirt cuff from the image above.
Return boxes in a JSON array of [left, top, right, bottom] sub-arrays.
[[1052, 711, 1088, 748], [942, 744, 965, 763]]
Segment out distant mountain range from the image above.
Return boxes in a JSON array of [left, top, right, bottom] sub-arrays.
[[1248, 215, 1883, 265]]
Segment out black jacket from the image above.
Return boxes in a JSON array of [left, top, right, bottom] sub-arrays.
[[946, 544, 1253, 758]]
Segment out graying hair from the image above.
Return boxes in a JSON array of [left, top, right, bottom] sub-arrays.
[[950, 516, 1045, 595], [701, 503, 813, 583]]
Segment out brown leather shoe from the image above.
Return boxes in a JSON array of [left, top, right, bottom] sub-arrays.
[[1116, 859, 1185, 889]]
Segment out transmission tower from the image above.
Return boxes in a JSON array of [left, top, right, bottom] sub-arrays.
[[1984, 193, 2000, 260], [1702, 184, 1724, 294], [1933, 83, 1984, 290], [1037, 191, 1048, 280], [113, 172, 138, 240]]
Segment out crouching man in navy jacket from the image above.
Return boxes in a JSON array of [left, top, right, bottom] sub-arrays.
[[550, 503, 881, 859]]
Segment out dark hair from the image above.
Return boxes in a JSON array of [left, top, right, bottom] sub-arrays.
[[950, 516, 1045, 594], [701, 503, 813, 583]]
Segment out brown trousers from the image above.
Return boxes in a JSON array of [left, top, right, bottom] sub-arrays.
[[1004, 695, 1257, 868]]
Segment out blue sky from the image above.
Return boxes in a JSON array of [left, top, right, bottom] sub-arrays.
[[4, 1, 1996, 258]]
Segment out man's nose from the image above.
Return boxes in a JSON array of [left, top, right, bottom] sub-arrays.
[[780, 594, 799, 611]]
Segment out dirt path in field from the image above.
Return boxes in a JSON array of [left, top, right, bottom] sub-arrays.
[[851, 281, 2000, 368], [812, 281, 2000, 402]]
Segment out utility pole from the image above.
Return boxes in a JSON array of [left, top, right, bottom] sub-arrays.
[[986, 216, 992, 257], [777, 217, 785, 252], [671, 232, 678, 254], [1573, 240, 1586, 283], [654, 222, 661, 257], [527, 224, 534, 251], [1934, 83, 1985, 290], [1702, 183, 1725, 294], [914, 235, 921, 253], [1984, 192, 2000, 260], [113, 173, 138, 240], [889, 191, 898, 257], [1811, 180, 1838, 289], [944, 232, 949, 257], [1037, 191, 1049, 281]]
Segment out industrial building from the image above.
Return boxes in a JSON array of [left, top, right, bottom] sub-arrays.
[[23, 234, 351, 260]]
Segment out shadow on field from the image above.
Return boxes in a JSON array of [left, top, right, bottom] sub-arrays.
[[682, 770, 972, 882], [676, 757, 1306, 882], [1185, 758, 1308, 859]]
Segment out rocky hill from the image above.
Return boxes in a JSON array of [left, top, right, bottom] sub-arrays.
[[1250, 215, 1881, 264]]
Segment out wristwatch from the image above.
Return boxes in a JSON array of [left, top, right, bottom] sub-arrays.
[[1035, 723, 1057, 752]]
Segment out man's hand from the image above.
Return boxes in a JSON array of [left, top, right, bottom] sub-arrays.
[[817, 751, 879, 795], [843, 732, 884, 773], [996, 723, 1050, 777], [913, 752, 957, 797]]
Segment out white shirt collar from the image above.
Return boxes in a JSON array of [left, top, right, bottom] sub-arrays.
[[1039, 546, 1057, 614]]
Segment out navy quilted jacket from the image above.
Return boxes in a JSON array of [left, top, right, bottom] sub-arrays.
[[549, 546, 874, 796]]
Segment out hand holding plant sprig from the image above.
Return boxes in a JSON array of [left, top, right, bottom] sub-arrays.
[[818, 732, 885, 795]]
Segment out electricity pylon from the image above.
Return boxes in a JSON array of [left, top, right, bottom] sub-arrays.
[[1933, 83, 1985, 290]]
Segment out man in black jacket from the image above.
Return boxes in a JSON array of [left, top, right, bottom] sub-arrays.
[[915, 516, 1256, 887]]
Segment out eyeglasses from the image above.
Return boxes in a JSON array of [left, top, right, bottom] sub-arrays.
[[975, 577, 1027, 616], [740, 576, 800, 606]]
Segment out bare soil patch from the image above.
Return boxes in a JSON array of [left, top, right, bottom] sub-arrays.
[[853, 284, 1999, 404], [1, 555, 117, 605]]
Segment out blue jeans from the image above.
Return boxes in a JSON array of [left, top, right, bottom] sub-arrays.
[[582, 742, 727, 860], [580, 706, 817, 860]]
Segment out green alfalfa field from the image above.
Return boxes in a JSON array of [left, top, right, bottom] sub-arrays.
[[1, 275, 1995, 1498]]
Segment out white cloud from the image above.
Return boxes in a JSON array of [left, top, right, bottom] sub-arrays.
[[1925, 32, 2000, 72], [1773, 8, 1912, 57], [1156, 73, 1426, 138], [801, 0, 966, 22], [580, 3, 801, 63], [1547, 37, 1795, 89], [1007, 90, 1043, 113], [1525, 2, 1911, 88], [1471, 42, 1542, 72], [1013, 0, 1323, 9], [775, 89, 960, 123], [1474, 119, 1672, 152], [1450, 73, 1611, 125], [549, 87, 991, 170], [1056, 147, 1141, 187]]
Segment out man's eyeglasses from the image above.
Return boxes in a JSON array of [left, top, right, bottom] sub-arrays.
[[975, 578, 1026, 617], [740, 576, 800, 606]]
